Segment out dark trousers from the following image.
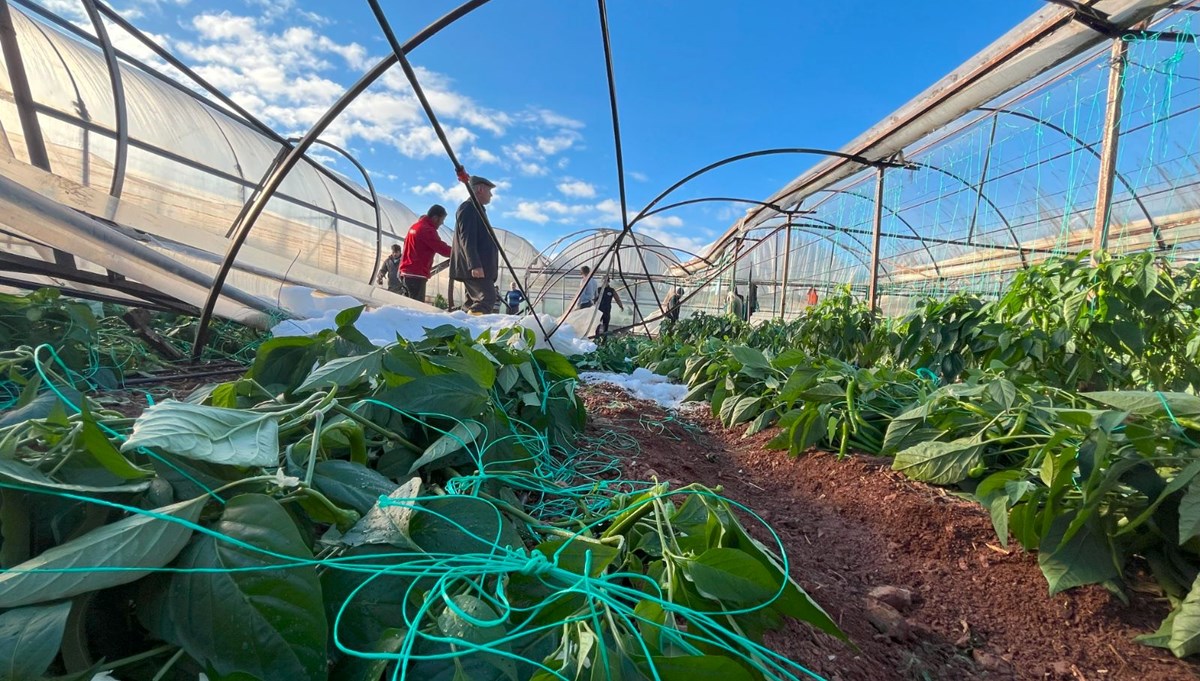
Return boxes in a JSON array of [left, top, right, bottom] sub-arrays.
[[595, 307, 612, 337], [403, 276, 427, 302], [462, 278, 496, 314]]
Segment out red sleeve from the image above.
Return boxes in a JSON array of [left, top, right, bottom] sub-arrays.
[[422, 224, 452, 257]]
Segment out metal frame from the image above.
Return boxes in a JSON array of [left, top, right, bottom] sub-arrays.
[[193, 1, 489, 358], [288, 137, 384, 284]]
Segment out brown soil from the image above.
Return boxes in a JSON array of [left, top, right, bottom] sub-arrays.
[[578, 382, 1200, 681]]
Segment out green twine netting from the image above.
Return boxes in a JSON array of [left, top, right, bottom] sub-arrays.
[[5, 343, 832, 681]]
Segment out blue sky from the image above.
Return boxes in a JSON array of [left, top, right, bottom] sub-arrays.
[[49, 0, 1044, 255]]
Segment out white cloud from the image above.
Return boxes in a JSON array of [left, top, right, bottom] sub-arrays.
[[411, 181, 468, 205], [558, 180, 596, 198], [509, 201, 551, 224], [469, 147, 500, 165], [518, 162, 548, 176], [629, 171, 649, 182]]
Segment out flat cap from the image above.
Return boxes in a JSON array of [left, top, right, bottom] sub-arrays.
[[470, 175, 496, 188]]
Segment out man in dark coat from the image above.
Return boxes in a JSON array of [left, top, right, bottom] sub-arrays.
[[449, 176, 499, 315]]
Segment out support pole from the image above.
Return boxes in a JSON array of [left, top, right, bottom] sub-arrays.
[[868, 167, 886, 312], [0, 0, 72, 269], [1091, 36, 1129, 259], [780, 215, 793, 319]]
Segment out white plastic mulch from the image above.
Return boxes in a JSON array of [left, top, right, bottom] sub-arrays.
[[270, 286, 596, 355], [578, 368, 689, 409]]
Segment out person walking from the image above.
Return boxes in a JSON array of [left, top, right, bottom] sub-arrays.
[[665, 287, 683, 325], [727, 288, 745, 320], [449, 175, 500, 315], [505, 282, 525, 315], [398, 204, 451, 302], [595, 278, 624, 338], [376, 244, 404, 293], [578, 265, 598, 309]]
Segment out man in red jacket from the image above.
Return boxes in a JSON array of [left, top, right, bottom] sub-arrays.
[[398, 204, 452, 303]]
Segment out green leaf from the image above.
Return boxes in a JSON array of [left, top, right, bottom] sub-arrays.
[[686, 548, 779, 606], [122, 400, 279, 467], [312, 461, 398, 515], [335, 304, 365, 328], [247, 336, 320, 394], [891, 438, 983, 485], [1180, 481, 1200, 546], [433, 346, 497, 389], [0, 459, 150, 495], [729, 346, 769, 372], [408, 421, 484, 474], [341, 478, 423, 548], [534, 536, 619, 577], [1038, 512, 1119, 595], [1171, 574, 1200, 657], [374, 374, 489, 422], [533, 348, 578, 379], [0, 496, 206, 607], [78, 409, 148, 480], [437, 594, 517, 681], [0, 601, 72, 680], [297, 350, 383, 393], [729, 396, 762, 426], [1084, 391, 1200, 418], [330, 627, 406, 681], [160, 494, 328, 681]]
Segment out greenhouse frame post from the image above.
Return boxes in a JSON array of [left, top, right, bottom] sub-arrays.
[[0, 0, 75, 269], [867, 167, 886, 311], [79, 0, 127, 198], [779, 214, 793, 319], [1091, 36, 1129, 259]]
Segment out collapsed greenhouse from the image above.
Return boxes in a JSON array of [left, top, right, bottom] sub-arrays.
[[4, 0, 1200, 679]]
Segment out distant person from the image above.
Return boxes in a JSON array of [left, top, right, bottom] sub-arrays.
[[665, 287, 683, 325], [727, 287, 745, 320], [377, 243, 403, 293], [505, 282, 526, 315], [747, 283, 759, 319], [398, 204, 451, 302], [493, 285, 502, 314], [449, 175, 500, 315], [578, 265, 598, 309], [807, 286, 819, 307], [595, 277, 624, 338]]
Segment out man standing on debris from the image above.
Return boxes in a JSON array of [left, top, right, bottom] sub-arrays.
[[450, 176, 500, 315], [376, 243, 404, 293], [595, 277, 625, 338], [398, 204, 451, 303], [578, 265, 598, 309]]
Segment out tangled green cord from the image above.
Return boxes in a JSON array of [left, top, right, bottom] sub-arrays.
[[6, 342, 833, 681]]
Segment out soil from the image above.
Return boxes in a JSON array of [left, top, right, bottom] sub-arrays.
[[578, 382, 1200, 681]]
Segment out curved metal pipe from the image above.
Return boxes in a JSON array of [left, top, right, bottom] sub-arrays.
[[192, 1, 489, 359], [976, 105, 1165, 249], [287, 137, 384, 285], [809, 188, 943, 277], [79, 0, 126, 197], [908, 160, 1027, 267], [551, 149, 883, 337]]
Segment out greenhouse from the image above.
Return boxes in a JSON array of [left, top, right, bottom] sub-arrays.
[[4, 0, 1200, 679]]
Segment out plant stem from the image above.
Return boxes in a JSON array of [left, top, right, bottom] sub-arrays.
[[332, 403, 420, 451], [151, 647, 186, 681], [99, 643, 176, 672]]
